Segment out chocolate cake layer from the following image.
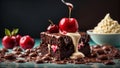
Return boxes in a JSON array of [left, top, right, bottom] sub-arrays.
[[40, 32, 90, 60]]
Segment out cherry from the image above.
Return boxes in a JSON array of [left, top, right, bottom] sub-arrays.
[[16, 35, 22, 46], [2, 36, 17, 49], [2, 28, 19, 49], [47, 19, 59, 33], [19, 35, 35, 50], [59, 0, 79, 33], [59, 18, 79, 33]]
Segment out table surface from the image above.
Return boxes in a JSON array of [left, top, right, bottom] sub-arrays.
[[0, 39, 120, 68]]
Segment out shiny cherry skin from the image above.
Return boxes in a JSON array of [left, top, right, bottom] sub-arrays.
[[59, 18, 79, 33], [2, 36, 17, 49], [19, 35, 34, 50], [16, 35, 22, 46], [47, 24, 59, 33]]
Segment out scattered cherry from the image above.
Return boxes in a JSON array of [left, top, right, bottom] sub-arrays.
[[47, 19, 59, 33], [19, 35, 35, 50], [16, 35, 22, 46], [2, 28, 19, 49], [2, 36, 17, 49]]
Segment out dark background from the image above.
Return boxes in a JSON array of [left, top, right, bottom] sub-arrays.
[[0, 0, 120, 38]]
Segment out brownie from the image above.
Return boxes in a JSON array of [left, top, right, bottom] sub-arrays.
[[40, 32, 91, 60]]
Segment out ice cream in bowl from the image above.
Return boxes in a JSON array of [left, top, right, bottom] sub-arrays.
[[87, 13, 120, 47]]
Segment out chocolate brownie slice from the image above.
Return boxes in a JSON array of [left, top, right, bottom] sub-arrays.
[[39, 32, 90, 60]]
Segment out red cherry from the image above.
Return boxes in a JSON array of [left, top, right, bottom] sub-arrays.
[[59, 18, 79, 33], [19, 35, 35, 49], [47, 20, 59, 33], [16, 35, 22, 46], [47, 24, 59, 33], [2, 36, 17, 49]]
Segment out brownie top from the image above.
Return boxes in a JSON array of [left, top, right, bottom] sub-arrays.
[[41, 32, 87, 38]]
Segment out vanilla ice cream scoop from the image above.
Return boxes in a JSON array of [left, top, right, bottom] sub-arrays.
[[93, 13, 120, 33]]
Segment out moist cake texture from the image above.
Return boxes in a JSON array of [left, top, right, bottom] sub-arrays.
[[40, 32, 90, 60]]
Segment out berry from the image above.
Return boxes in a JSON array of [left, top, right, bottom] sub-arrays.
[[2, 28, 19, 49], [59, 18, 79, 33], [47, 19, 59, 33], [59, 0, 79, 33], [16, 35, 22, 46], [19, 35, 35, 49], [2, 36, 17, 49]]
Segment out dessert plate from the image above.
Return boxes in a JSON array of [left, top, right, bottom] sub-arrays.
[[0, 39, 120, 68]]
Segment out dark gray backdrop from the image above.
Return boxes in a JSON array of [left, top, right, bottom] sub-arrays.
[[0, 0, 120, 38]]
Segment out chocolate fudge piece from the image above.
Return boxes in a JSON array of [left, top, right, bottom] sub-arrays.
[[40, 32, 91, 60]]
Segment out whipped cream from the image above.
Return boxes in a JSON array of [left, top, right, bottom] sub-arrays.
[[65, 32, 85, 59], [93, 13, 120, 33]]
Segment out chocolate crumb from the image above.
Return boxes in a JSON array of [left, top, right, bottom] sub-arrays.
[[29, 52, 37, 57], [103, 61, 115, 65], [16, 59, 26, 63], [97, 55, 108, 60], [35, 59, 44, 64], [13, 47, 23, 52], [56, 61, 66, 64], [4, 53, 16, 60]]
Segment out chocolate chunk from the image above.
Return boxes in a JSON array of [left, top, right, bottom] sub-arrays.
[[37, 50, 41, 53], [35, 59, 44, 64], [4, 53, 16, 60], [13, 47, 23, 51], [41, 53, 51, 60], [0, 49, 6, 58], [36, 46, 41, 49], [67, 60, 74, 63], [113, 49, 120, 58], [29, 52, 37, 57], [103, 61, 115, 65], [56, 61, 66, 64], [18, 54, 26, 57], [24, 52, 29, 56], [16, 59, 26, 63], [74, 59, 85, 64], [36, 56, 43, 60], [93, 45, 101, 49], [91, 52, 97, 57], [41, 56, 51, 60], [30, 49, 36, 52], [95, 49, 105, 55], [0, 48, 8, 52], [12, 51, 21, 55], [97, 55, 108, 60], [26, 56, 36, 62], [25, 49, 31, 53], [102, 46, 111, 51]]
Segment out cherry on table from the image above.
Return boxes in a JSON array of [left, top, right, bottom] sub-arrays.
[[19, 35, 35, 50], [2, 36, 17, 49], [16, 35, 22, 46]]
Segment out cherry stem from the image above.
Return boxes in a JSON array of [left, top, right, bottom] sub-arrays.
[[69, 7, 72, 18], [48, 19, 54, 25]]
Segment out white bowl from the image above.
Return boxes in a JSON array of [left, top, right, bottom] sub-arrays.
[[87, 29, 120, 47]]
